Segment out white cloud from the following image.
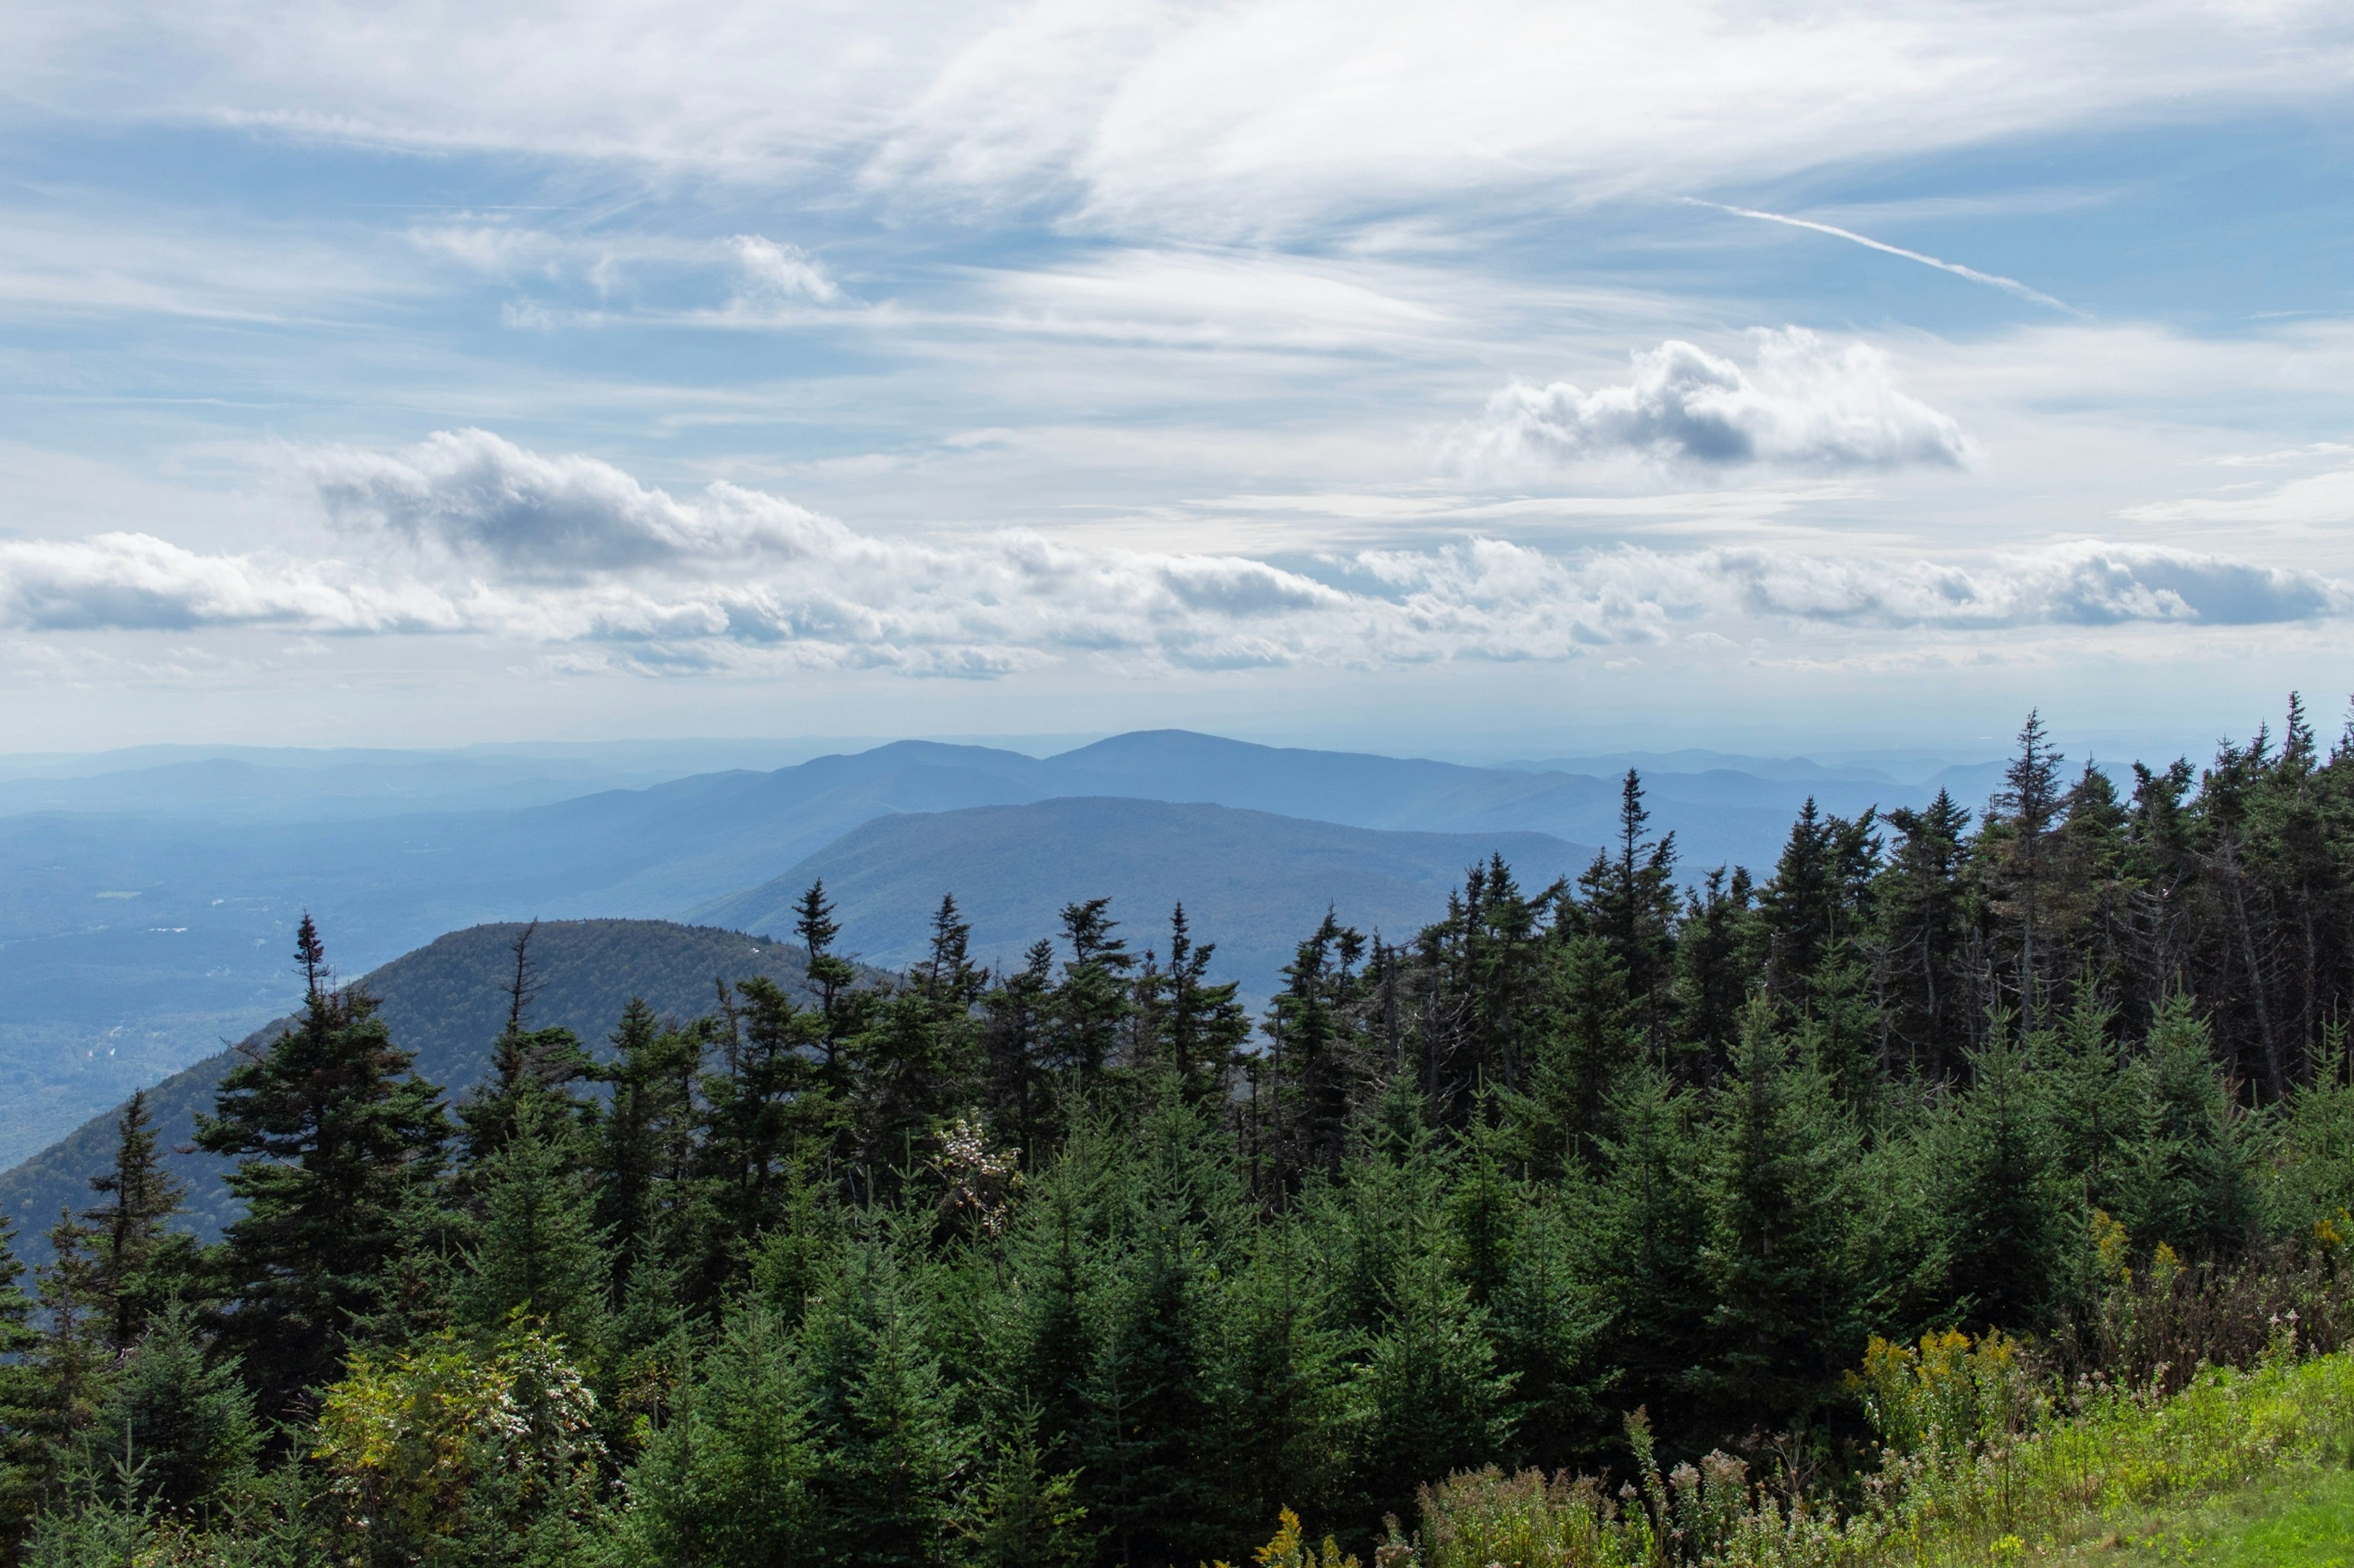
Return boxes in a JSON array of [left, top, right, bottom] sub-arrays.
[[305, 428, 847, 581], [1460, 329, 1969, 473], [728, 235, 839, 306], [0, 433, 2336, 674], [2120, 466, 2354, 528], [0, 531, 456, 632], [12, 2, 2353, 243]]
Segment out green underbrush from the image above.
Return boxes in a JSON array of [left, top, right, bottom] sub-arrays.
[[1366, 1333, 2354, 1568]]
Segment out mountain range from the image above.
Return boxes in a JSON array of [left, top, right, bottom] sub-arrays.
[[0, 728, 2008, 1169]]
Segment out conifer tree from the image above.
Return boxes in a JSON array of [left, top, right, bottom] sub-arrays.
[[606, 1306, 822, 1568], [196, 916, 451, 1412], [1077, 1105, 1230, 1566], [1048, 899, 1134, 1094], [1989, 712, 2066, 1033], [984, 939, 1059, 1163], [1151, 905, 1251, 1109], [799, 1228, 968, 1565], [81, 1089, 192, 1355], [1698, 999, 1864, 1427], [2127, 995, 2260, 1258], [1352, 1218, 1512, 1527], [1933, 1031, 2063, 1328], [1581, 1064, 1712, 1439], [0, 1218, 48, 1552], [795, 880, 861, 1091], [698, 975, 827, 1281], [84, 1302, 260, 1516], [458, 1094, 613, 1361], [1878, 791, 1973, 1081], [591, 997, 703, 1297], [1209, 1217, 1352, 1543], [1673, 866, 1757, 1077], [32, 1211, 109, 1458], [1505, 933, 1635, 1179], [1263, 911, 1369, 1181], [457, 921, 595, 1168], [1577, 771, 1680, 1051]]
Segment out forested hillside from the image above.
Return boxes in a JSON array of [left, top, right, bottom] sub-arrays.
[[696, 795, 1590, 996], [0, 727, 1816, 1168], [6, 703, 2354, 1568], [0, 921, 831, 1256]]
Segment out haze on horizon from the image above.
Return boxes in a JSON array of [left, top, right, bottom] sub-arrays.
[[3, 0, 2352, 758]]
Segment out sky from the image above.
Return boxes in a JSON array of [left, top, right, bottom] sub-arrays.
[[4, 0, 2353, 763]]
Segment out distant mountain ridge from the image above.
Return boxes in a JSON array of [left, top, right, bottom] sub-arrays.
[[696, 796, 1595, 1000], [0, 727, 2009, 1168]]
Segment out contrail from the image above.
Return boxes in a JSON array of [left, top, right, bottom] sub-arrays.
[[1683, 198, 2079, 316]]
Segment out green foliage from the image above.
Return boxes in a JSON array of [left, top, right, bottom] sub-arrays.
[[603, 1307, 821, 1568], [39, 697, 2354, 1565], [85, 1301, 261, 1516], [197, 925, 452, 1411]]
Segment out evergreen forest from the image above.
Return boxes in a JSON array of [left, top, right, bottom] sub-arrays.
[[11, 703, 2354, 1566]]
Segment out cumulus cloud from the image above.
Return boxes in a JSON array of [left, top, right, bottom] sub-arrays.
[[306, 429, 847, 581], [0, 532, 457, 633], [1461, 330, 1970, 473], [3, 435, 2341, 672]]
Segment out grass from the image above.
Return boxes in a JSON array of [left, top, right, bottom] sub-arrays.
[[2055, 1460, 2354, 1564], [1402, 1337, 2354, 1567]]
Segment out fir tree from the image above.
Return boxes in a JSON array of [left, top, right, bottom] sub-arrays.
[[80, 1089, 192, 1357], [1697, 999, 1864, 1428], [84, 1301, 261, 1516], [0, 1217, 48, 1552], [196, 919, 451, 1413], [457, 1094, 613, 1361], [1933, 1032, 2063, 1329], [606, 1307, 823, 1568], [801, 1228, 969, 1567]]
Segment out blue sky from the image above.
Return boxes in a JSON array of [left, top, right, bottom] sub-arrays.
[[4, 0, 2353, 761]]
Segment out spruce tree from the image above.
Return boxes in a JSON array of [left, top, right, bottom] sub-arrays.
[[1581, 1064, 1712, 1440], [607, 1306, 822, 1567], [983, 940, 1059, 1163], [1697, 999, 1864, 1428], [1047, 899, 1134, 1094], [2126, 995, 2260, 1258], [1577, 771, 1680, 1051], [1352, 1219, 1512, 1529], [81, 1089, 192, 1355], [1505, 932, 1635, 1179], [1209, 1217, 1352, 1545], [799, 1228, 968, 1566], [795, 880, 861, 1091], [0, 1217, 48, 1552], [457, 1094, 613, 1361], [1933, 1032, 2063, 1329], [458, 921, 595, 1168], [591, 997, 703, 1298], [1076, 1105, 1230, 1567], [32, 1211, 108, 1458], [1152, 905, 1251, 1109], [196, 916, 451, 1412], [84, 1301, 260, 1516]]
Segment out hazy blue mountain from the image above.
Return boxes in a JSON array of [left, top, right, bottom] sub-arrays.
[[695, 796, 1596, 1003], [0, 726, 2000, 1165], [0, 919, 832, 1257]]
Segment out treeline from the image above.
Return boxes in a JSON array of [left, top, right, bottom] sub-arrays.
[[4, 703, 2354, 1566]]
